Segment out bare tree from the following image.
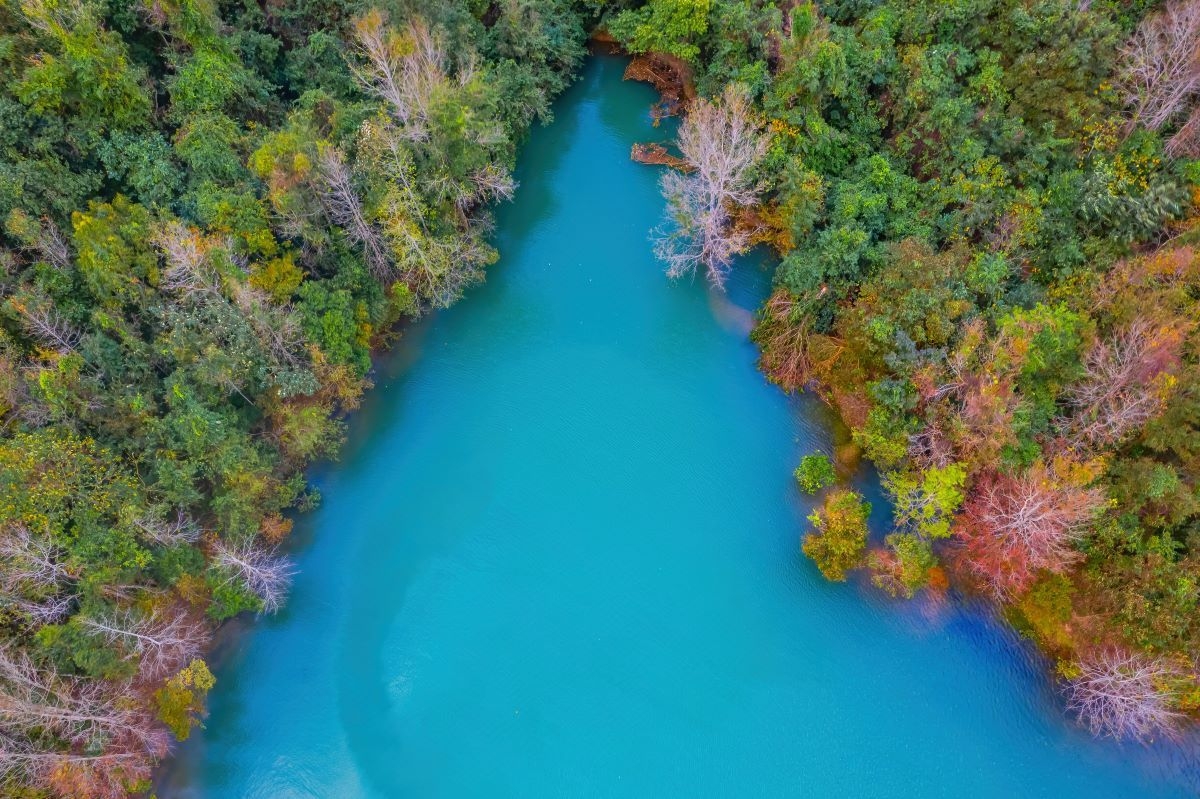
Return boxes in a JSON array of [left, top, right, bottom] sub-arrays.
[[463, 162, 516, 210], [958, 462, 1105, 598], [1115, 0, 1200, 132], [152, 221, 223, 298], [211, 539, 295, 614], [350, 11, 476, 143], [80, 607, 208, 681], [9, 298, 81, 354], [1167, 104, 1200, 157], [7, 213, 72, 271], [229, 282, 308, 369], [0, 526, 74, 624], [316, 145, 395, 282], [0, 525, 71, 593], [654, 84, 769, 289], [1067, 649, 1184, 742], [1061, 318, 1184, 447], [131, 510, 202, 547], [35, 220, 71, 272], [0, 647, 168, 797]]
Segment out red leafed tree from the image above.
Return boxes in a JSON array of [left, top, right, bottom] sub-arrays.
[[957, 463, 1104, 599], [1067, 649, 1183, 742]]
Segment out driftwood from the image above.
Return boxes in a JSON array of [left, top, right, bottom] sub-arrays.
[[630, 142, 692, 171], [623, 53, 695, 123]]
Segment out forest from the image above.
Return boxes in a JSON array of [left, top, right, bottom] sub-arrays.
[[1, 0, 1199, 795]]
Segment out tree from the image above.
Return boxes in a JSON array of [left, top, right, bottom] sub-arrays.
[[869, 533, 938, 599], [884, 463, 966, 542], [1066, 649, 1183, 742], [802, 488, 871, 581], [794, 453, 836, 493], [130, 511, 201, 547], [1061, 318, 1184, 448], [210, 539, 295, 614], [1115, 0, 1200, 133], [0, 525, 74, 624], [0, 647, 167, 799], [958, 462, 1105, 598], [79, 607, 208, 681], [316, 145, 394, 283], [608, 0, 711, 62], [155, 658, 215, 741], [655, 83, 769, 289], [350, 11, 464, 144]]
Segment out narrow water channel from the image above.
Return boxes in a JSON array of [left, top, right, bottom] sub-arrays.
[[162, 55, 1197, 798]]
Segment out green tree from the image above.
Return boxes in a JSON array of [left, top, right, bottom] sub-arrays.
[[795, 453, 837, 493], [803, 488, 871, 581], [608, 0, 711, 62]]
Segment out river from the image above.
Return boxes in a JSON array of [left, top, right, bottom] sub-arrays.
[[161, 54, 1198, 798]]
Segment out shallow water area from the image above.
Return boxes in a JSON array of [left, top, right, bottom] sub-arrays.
[[161, 55, 1200, 798]]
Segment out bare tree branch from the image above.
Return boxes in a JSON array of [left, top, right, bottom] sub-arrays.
[[1060, 318, 1184, 448], [9, 298, 81, 354], [654, 84, 769, 289], [211, 539, 295, 614], [316, 145, 395, 283], [1067, 650, 1184, 742], [79, 608, 208, 681], [1116, 0, 1200, 132], [0, 647, 169, 796]]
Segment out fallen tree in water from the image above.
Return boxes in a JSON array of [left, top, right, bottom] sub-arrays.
[[630, 142, 692, 171]]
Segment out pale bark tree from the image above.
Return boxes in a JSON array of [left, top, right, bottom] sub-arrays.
[[316, 145, 395, 283], [10, 298, 81, 354], [80, 608, 208, 681], [0, 525, 71, 593], [152, 221, 223, 298], [131, 511, 201, 547], [1167, 104, 1200, 157], [655, 84, 769, 289], [350, 11, 476, 144], [0, 526, 74, 624], [0, 647, 168, 798], [1067, 650, 1183, 742], [211, 539, 295, 614], [355, 122, 498, 307], [9, 215, 72, 271], [1116, 0, 1200, 132], [1061, 318, 1184, 448], [229, 282, 307, 369]]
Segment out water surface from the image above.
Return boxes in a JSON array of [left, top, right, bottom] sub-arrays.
[[165, 55, 1198, 798]]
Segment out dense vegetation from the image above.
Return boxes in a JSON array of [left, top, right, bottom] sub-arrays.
[[607, 0, 1200, 743], [3, 0, 1199, 791], [0, 0, 587, 795]]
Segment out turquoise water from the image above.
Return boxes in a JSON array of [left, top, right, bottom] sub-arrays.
[[163, 55, 1198, 798]]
